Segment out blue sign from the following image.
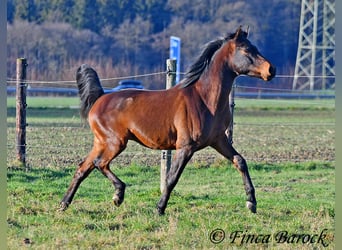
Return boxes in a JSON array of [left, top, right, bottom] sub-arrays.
[[170, 36, 181, 83]]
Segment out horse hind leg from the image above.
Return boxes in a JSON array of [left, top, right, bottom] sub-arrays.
[[93, 154, 126, 207], [59, 140, 126, 211], [93, 141, 127, 207], [59, 150, 97, 211]]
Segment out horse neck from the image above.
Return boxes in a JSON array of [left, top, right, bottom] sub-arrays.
[[195, 48, 236, 114]]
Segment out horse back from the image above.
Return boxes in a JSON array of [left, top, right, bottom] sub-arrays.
[[87, 86, 229, 150]]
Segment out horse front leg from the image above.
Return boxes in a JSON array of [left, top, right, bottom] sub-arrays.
[[232, 154, 257, 213], [212, 137, 257, 213], [157, 147, 194, 215]]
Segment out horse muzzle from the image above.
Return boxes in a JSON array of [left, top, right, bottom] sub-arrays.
[[267, 65, 276, 81], [261, 63, 276, 81]]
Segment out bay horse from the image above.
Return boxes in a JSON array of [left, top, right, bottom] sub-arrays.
[[60, 27, 276, 215]]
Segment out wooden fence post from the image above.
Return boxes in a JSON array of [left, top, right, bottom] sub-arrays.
[[16, 58, 28, 167], [226, 83, 235, 144], [160, 59, 176, 193]]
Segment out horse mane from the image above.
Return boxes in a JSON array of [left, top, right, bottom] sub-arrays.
[[180, 31, 244, 88], [180, 38, 224, 88]]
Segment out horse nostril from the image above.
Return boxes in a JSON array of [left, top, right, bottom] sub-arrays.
[[269, 65, 276, 77]]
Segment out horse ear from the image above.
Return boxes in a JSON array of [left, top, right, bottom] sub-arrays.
[[234, 26, 248, 40], [234, 26, 243, 39]]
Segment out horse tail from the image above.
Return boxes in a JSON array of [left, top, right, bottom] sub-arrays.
[[76, 64, 104, 120]]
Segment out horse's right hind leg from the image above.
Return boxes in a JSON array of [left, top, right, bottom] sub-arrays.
[[93, 151, 126, 207], [59, 140, 126, 211]]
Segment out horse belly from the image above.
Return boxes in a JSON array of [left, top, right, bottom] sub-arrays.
[[129, 124, 177, 150], [107, 90, 179, 150]]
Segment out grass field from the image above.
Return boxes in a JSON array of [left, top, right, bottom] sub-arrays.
[[7, 97, 335, 249]]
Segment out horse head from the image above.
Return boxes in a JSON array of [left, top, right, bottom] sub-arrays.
[[226, 26, 276, 81]]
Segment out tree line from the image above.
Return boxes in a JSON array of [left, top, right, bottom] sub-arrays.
[[7, 0, 300, 89]]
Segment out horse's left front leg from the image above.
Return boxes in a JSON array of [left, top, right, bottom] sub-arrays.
[[157, 147, 194, 215], [212, 136, 257, 213]]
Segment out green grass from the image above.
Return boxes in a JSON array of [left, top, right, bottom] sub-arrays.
[[234, 97, 335, 111], [7, 162, 334, 249], [7, 96, 80, 108], [7, 97, 335, 249]]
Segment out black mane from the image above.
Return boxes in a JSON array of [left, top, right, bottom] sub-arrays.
[[180, 38, 225, 88], [180, 30, 246, 88]]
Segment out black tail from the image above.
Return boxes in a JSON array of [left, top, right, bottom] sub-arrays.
[[76, 64, 104, 120]]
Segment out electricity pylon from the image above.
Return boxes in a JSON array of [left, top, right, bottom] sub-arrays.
[[293, 0, 335, 91]]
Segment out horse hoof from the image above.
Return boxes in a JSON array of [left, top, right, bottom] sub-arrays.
[[113, 196, 124, 207], [156, 205, 165, 216], [113, 198, 122, 207], [157, 208, 165, 216], [246, 201, 257, 213], [113, 186, 125, 207], [58, 202, 69, 211]]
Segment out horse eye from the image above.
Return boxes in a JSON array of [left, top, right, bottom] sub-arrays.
[[246, 55, 254, 63]]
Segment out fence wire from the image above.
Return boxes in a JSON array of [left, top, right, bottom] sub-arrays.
[[7, 109, 335, 168], [7, 71, 335, 168]]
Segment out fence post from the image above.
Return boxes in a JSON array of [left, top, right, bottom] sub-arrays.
[[160, 59, 176, 193], [226, 83, 235, 144], [16, 58, 28, 167]]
